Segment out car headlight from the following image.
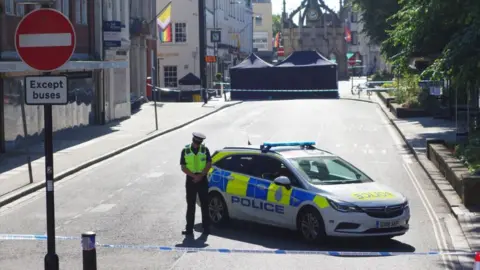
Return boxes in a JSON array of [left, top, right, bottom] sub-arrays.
[[327, 198, 363, 213]]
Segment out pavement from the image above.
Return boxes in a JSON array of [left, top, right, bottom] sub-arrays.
[[0, 82, 475, 269], [0, 96, 241, 206]]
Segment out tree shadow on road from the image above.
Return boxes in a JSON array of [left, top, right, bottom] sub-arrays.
[[191, 221, 415, 256]]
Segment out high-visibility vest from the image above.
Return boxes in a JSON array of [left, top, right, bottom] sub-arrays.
[[184, 144, 207, 173]]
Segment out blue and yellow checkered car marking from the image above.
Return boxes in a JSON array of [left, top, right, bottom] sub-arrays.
[[208, 167, 330, 209]]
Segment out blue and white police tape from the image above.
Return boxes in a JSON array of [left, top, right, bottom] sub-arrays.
[[0, 233, 475, 257], [0, 234, 80, 241], [227, 89, 338, 92]]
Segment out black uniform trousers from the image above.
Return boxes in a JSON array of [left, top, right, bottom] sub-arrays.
[[185, 174, 210, 232]]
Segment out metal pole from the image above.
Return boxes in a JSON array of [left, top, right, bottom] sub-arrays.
[[198, 0, 207, 103], [39, 6, 59, 270], [151, 50, 158, 130], [44, 102, 58, 270], [213, 0, 217, 74], [82, 232, 97, 270]]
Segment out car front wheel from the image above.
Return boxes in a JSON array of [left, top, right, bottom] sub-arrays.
[[297, 207, 326, 244], [208, 192, 229, 227]]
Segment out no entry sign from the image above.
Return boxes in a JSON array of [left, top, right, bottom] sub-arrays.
[[15, 8, 76, 72]]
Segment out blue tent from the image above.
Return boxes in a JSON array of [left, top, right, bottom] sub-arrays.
[[273, 50, 338, 90], [230, 53, 274, 90]]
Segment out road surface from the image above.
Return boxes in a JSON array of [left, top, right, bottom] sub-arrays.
[[0, 98, 472, 269]]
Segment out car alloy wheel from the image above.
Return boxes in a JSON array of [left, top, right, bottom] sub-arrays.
[[298, 209, 325, 243], [208, 193, 228, 225]]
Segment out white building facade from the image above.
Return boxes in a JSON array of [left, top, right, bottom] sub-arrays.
[[345, 9, 389, 76], [156, 0, 253, 88]]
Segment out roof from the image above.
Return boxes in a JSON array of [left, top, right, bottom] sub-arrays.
[[230, 53, 273, 69], [178, 72, 201, 85]]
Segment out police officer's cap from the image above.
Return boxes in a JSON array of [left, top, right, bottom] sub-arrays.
[[192, 132, 206, 141]]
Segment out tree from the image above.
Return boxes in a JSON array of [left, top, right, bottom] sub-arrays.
[[272, 14, 281, 36], [351, 0, 401, 45], [384, 0, 480, 86]]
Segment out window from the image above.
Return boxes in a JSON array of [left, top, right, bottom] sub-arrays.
[[253, 31, 268, 51], [163, 66, 178, 87], [81, 0, 88, 24], [16, 4, 25, 17], [215, 155, 257, 175], [290, 156, 372, 185], [58, 0, 70, 18], [351, 31, 359, 45], [253, 156, 300, 187], [4, 0, 14, 15], [75, 0, 88, 24], [174, 23, 187, 43], [255, 16, 262, 26]]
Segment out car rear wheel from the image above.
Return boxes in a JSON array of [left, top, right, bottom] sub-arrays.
[[297, 207, 326, 244], [208, 192, 229, 227]]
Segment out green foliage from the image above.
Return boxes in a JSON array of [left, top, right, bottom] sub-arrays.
[[369, 70, 394, 81], [383, 0, 480, 92], [454, 131, 480, 174], [272, 14, 281, 36], [392, 73, 424, 108], [351, 0, 401, 44], [215, 73, 222, 81], [381, 82, 395, 88]]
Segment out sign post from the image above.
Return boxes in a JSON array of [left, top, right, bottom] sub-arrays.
[[15, 5, 76, 270]]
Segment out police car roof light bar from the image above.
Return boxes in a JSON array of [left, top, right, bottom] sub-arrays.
[[260, 141, 316, 152]]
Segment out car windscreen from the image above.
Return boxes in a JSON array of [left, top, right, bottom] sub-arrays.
[[289, 156, 373, 185]]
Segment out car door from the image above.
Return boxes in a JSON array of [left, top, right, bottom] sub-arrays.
[[212, 154, 258, 220], [251, 155, 299, 227]]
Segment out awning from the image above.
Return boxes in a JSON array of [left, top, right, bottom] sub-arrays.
[[346, 52, 354, 59]]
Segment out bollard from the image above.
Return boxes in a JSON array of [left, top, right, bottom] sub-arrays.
[[81, 231, 97, 270]]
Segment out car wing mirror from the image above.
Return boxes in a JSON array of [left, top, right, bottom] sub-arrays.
[[274, 176, 291, 188]]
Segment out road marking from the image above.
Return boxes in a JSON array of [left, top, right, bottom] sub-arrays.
[[126, 182, 132, 187], [89, 204, 116, 213], [72, 214, 82, 219], [377, 104, 452, 268], [403, 163, 451, 269], [145, 172, 165, 178], [64, 220, 71, 225]]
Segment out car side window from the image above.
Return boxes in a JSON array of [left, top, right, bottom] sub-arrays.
[[214, 154, 256, 176], [253, 156, 301, 187]]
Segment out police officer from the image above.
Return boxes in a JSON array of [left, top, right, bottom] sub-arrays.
[[180, 132, 212, 235]]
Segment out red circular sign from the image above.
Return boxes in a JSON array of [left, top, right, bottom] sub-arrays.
[[15, 8, 76, 72]]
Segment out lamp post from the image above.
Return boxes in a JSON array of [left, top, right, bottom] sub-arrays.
[[198, 0, 207, 102]]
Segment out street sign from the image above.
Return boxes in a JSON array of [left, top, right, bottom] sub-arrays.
[[211, 30, 221, 43], [25, 76, 68, 105], [205, 56, 217, 63], [15, 8, 76, 71], [103, 20, 122, 49]]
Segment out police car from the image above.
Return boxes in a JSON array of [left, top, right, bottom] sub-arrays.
[[201, 141, 410, 243]]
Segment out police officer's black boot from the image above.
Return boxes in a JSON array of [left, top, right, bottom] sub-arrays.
[[182, 229, 193, 236]]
